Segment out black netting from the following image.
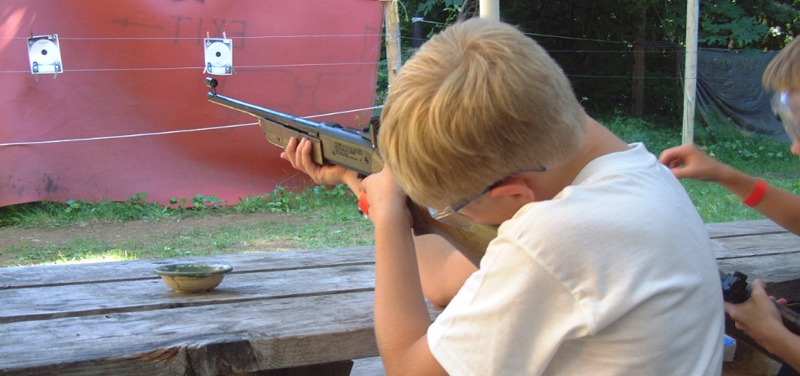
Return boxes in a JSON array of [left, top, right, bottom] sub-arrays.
[[681, 47, 787, 141]]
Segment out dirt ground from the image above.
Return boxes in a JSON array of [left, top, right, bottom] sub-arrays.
[[0, 212, 303, 266]]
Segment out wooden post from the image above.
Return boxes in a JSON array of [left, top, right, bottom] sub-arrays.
[[682, 0, 699, 145], [479, 0, 500, 21], [382, 0, 402, 85], [631, 0, 646, 117]]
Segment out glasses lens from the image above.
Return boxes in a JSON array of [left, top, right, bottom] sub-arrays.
[[773, 92, 800, 143], [428, 207, 475, 229]]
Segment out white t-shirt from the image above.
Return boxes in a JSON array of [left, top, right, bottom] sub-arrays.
[[428, 143, 724, 375]]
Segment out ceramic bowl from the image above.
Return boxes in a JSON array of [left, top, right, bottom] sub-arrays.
[[153, 263, 233, 293]]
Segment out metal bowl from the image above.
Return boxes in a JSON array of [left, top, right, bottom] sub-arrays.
[[153, 263, 233, 293]]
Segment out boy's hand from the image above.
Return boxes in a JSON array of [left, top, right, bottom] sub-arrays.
[[280, 137, 352, 186], [658, 143, 726, 182], [724, 279, 784, 347], [361, 168, 412, 227]]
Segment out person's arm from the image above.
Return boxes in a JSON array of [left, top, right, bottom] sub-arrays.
[[362, 169, 447, 375], [281, 137, 475, 306], [711, 166, 800, 235], [660, 143, 800, 235], [725, 279, 800, 370], [413, 234, 476, 307]]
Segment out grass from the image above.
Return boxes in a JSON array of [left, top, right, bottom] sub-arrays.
[[2, 115, 799, 266], [1, 186, 356, 228], [608, 114, 800, 222], [0, 185, 374, 266]]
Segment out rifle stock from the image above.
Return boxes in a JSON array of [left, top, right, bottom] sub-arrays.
[[206, 78, 495, 266]]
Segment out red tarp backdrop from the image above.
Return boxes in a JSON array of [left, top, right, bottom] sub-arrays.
[[0, 0, 383, 207]]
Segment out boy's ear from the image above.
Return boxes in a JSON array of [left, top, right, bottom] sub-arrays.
[[488, 177, 535, 202]]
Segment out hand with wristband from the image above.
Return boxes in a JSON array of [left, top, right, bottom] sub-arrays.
[[659, 143, 800, 232]]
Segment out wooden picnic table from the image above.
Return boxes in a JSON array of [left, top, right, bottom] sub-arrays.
[[0, 219, 798, 376], [710, 220, 800, 304]]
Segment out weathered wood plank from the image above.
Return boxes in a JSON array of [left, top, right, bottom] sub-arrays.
[[0, 263, 376, 323], [718, 252, 800, 286], [712, 231, 800, 259], [0, 292, 379, 376], [706, 220, 787, 238], [2, 220, 798, 376], [0, 246, 375, 289], [710, 220, 800, 299], [351, 357, 386, 376]]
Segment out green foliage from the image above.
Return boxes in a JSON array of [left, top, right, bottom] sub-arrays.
[[9, 239, 140, 265], [390, 0, 800, 120], [0, 193, 176, 227], [602, 113, 682, 153], [700, 0, 769, 48], [0, 184, 371, 266], [167, 194, 224, 209], [235, 184, 355, 214], [0, 186, 357, 229], [414, 0, 463, 16], [692, 116, 795, 173]]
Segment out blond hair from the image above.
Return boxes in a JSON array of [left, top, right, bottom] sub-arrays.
[[379, 19, 586, 209], [763, 37, 800, 92]]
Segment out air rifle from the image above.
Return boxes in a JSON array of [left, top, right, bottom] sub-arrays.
[[720, 270, 800, 359], [206, 77, 495, 266]]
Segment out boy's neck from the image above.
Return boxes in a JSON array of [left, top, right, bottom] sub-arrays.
[[531, 115, 629, 200], [573, 116, 630, 167]]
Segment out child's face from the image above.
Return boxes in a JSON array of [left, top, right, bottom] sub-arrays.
[[772, 91, 800, 144]]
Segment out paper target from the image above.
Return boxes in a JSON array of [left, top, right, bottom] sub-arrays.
[[204, 38, 233, 75], [28, 34, 63, 74]]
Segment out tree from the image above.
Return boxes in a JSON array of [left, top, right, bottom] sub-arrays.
[[395, 0, 800, 119], [699, 0, 800, 49]]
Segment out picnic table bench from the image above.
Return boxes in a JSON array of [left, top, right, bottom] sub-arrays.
[[0, 219, 798, 375]]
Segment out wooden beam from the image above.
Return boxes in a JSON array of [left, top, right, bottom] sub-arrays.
[[682, 0, 699, 144], [479, 0, 500, 22], [383, 0, 402, 85]]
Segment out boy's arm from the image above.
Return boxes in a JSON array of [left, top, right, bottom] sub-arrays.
[[763, 325, 800, 372], [413, 234, 476, 307], [281, 138, 475, 307], [363, 170, 448, 376], [714, 166, 800, 235], [660, 143, 800, 235]]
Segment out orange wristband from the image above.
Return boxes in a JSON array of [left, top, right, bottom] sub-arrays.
[[743, 179, 768, 207], [358, 191, 369, 217]]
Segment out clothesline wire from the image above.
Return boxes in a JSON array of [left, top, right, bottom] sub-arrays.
[[0, 33, 384, 41], [0, 106, 383, 147], [0, 61, 380, 74], [0, 27, 688, 75], [0, 24, 687, 147]]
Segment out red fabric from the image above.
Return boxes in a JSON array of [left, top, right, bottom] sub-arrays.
[[0, 0, 383, 207]]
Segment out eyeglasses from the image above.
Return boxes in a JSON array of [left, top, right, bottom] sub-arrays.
[[429, 166, 547, 228], [771, 91, 800, 143]]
